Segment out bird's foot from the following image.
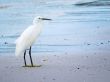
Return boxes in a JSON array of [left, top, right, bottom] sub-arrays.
[[22, 64, 42, 67]]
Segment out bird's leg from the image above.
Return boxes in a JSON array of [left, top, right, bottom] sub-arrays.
[[24, 50, 27, 66], [29, 46, 33, 67]]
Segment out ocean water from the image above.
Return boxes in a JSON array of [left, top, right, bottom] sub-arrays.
[[0, 0, 110, 55]]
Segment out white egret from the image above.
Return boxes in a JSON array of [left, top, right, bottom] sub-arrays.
[[15, 16, 51, 67]]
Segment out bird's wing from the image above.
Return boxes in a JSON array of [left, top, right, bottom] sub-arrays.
[[15, 37, 20, 44], [15, 25, 34, 56]]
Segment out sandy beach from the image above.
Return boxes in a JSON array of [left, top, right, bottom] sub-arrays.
[[0, 0, 110, 82], [0, 52, 110, 82]]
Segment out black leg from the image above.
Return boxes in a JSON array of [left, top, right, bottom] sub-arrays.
[[29, 46, 33, 66], [24, 50, 27, 66]]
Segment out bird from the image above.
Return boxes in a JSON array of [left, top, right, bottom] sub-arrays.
[[15, 16, 51, 67]]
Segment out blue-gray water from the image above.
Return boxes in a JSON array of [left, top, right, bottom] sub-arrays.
[[0, 0, 110, 55]]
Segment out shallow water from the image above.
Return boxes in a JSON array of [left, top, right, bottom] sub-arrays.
[[0, 0, 110, 55]]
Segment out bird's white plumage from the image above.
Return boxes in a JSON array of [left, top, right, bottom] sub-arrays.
[[15, 17, 43, 56]]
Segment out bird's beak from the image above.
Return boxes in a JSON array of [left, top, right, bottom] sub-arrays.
[[41, 18, 52, 21]]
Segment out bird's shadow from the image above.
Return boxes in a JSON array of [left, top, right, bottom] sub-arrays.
[[22, 65, 42, 68]]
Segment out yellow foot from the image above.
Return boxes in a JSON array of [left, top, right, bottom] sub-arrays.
[[22, 65, 42, 67]]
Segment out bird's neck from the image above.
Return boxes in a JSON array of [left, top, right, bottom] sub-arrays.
[[33, 19, 43, 25], [33, 21, 43, 29]]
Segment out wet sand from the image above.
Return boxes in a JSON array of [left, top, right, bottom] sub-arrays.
[[0, 52, 110, 82]]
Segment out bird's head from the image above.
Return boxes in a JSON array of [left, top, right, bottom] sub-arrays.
[[33, 16, 52, 24]]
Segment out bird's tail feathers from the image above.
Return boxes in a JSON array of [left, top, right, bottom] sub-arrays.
[[15, 49, 23, 57], [15, 44, 24, 57]]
